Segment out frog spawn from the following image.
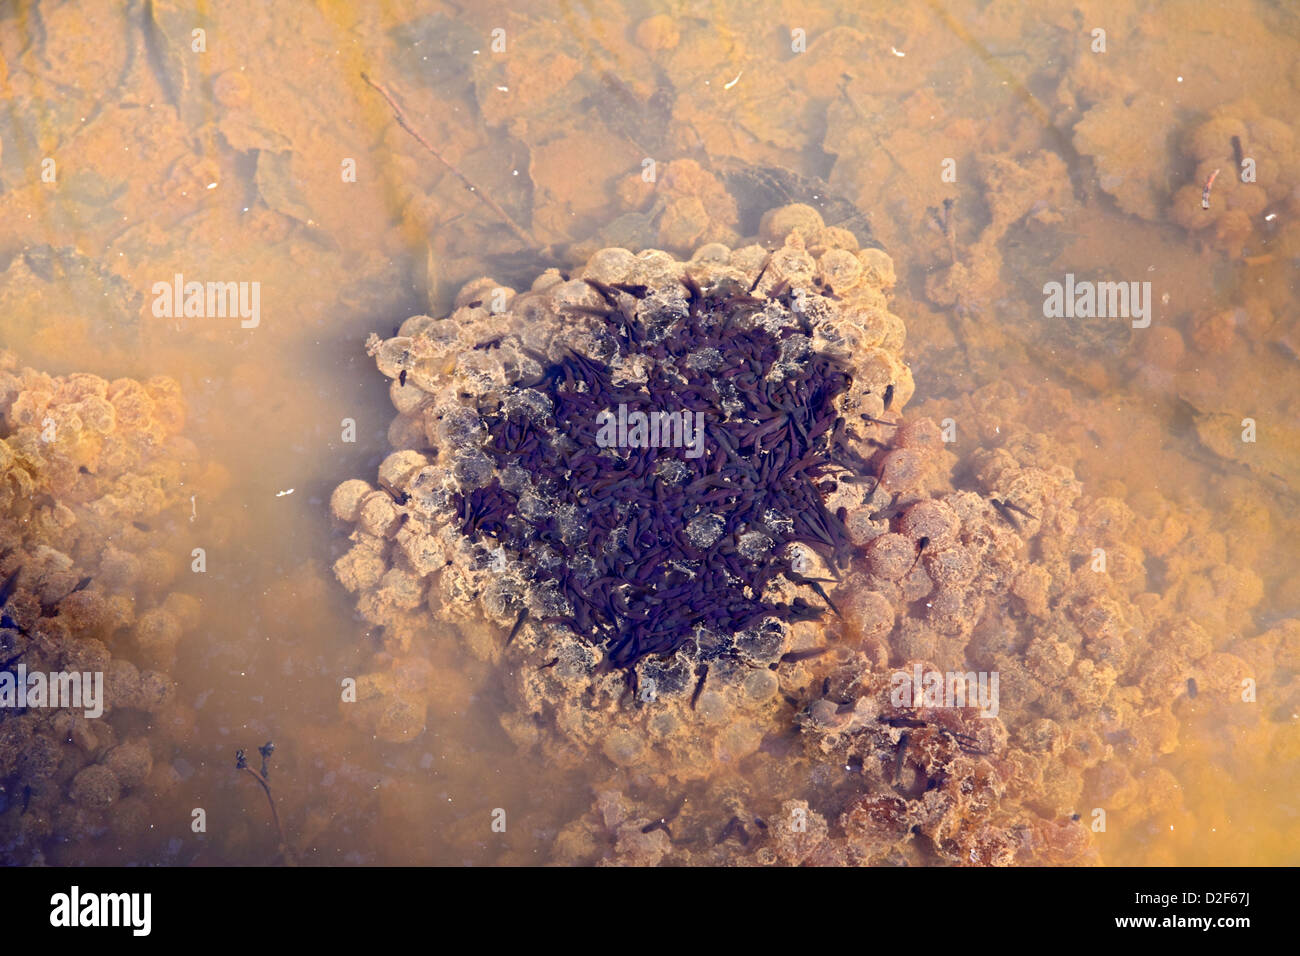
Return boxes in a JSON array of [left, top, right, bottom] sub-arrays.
[[332, 208, 913, 767], [0, 354, 205, 864]]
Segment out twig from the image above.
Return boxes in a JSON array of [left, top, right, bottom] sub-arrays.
[[360, 71, 536, 247], [236, 745, 294, 865]]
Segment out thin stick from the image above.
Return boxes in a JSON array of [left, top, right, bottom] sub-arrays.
[[239, 764, 292, 864], [360, 71, 535, 247]]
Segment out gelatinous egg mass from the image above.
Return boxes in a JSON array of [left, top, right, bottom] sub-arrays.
[[452, 274, 866, 669]]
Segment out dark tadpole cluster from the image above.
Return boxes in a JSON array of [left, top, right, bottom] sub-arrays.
[[453, 275, 869, 671]]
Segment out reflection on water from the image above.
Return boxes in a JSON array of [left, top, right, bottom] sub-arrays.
[[0, 0, 1296, 865]]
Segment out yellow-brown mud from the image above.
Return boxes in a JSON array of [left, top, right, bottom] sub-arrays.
[[0, 0, 1297, 865]]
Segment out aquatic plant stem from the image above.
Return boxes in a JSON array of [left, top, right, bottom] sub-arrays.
[[360, 71, 536, 248], [238, 763, 294, 865]]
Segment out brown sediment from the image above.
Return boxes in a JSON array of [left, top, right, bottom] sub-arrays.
[[361, 71, 537, 249]]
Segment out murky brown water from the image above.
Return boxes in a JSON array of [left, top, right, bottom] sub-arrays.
[[1, 0, 1297, 866]]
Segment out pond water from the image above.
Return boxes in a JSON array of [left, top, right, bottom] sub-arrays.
[[0, 0, 1296, 866]]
